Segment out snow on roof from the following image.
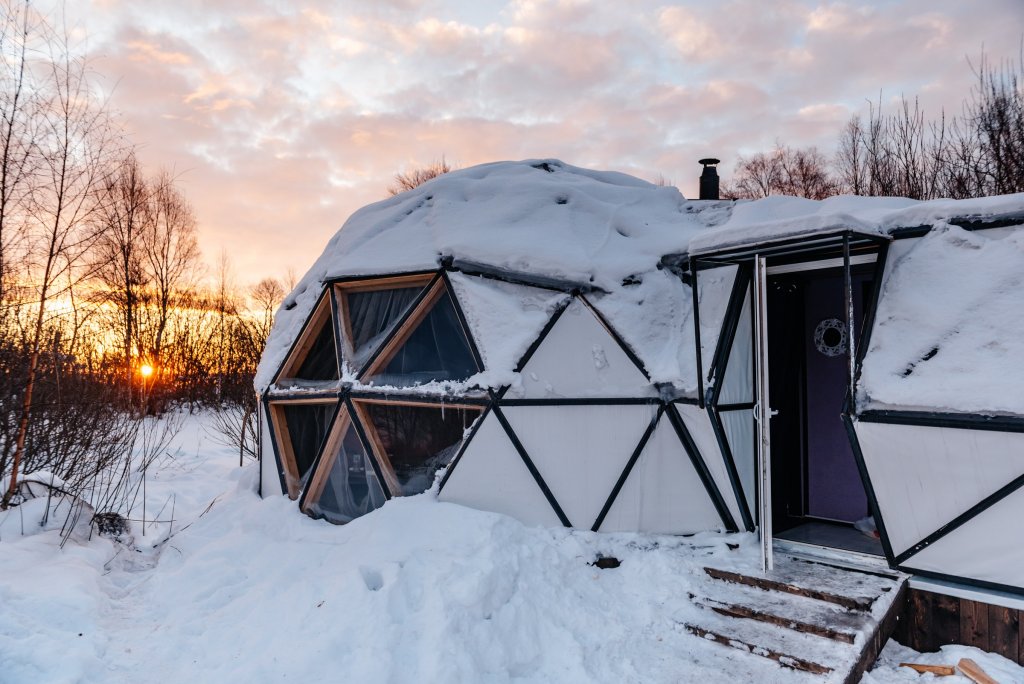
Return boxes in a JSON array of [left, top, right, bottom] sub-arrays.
[[859, 223, 1024, 416], [256, 159, 1024, 398]]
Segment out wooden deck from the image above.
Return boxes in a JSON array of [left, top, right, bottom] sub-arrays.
[[684, 554, 908, 683]]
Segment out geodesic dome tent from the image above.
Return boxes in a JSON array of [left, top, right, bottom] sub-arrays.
[[256, 159, 1024, 594]]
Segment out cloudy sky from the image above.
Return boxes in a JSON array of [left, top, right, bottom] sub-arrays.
[[58, 0, 1023, 281]]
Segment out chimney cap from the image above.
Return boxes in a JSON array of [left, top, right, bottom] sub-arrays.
[[698, 158, 720, 167]]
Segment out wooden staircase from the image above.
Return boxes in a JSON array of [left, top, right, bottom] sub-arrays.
[[683, 554, 908, 683]]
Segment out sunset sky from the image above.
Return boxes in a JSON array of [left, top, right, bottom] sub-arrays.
[[57, 0, 1023, 281]]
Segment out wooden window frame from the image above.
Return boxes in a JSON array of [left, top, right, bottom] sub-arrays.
[[334, 273, 436, 372], [273, 292, 339, 384], [267, 398, 338, 499], [351, 398, 482, 498]]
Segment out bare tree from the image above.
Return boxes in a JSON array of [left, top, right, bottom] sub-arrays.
[[723, 145, 837, 200], [387, 156, 454, 196], [141, 172, 201, 370], [3, 10, 121, 507]]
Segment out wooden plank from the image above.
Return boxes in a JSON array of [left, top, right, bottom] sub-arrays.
[[845, 581, 908, 684], [268, 404, 301, 499], [898, 663, 956, 676], [703, 567, 873, 611], [351, 396, 484, 412], [362, 278, 446, 378], [277, 294, 333, 381], [334, 273, 434, 294], [351, 400, 403, 496], [960, 598, 991, 651], [704, 601, 856, 643], [682, 624, 831, 675], [301, 411, 351, 511], [987, 603, 1020, 663], [957, 658, 999, 684]]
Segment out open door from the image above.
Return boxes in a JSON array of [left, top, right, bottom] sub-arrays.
[[753, 255, 773, 572]]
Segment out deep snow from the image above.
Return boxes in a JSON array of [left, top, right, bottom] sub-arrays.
[[2, 411, 1022, 683]]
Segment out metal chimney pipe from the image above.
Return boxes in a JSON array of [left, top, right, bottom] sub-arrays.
[[698, 158, 720, 200]]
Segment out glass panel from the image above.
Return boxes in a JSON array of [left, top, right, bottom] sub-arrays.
[[369, 291, 478, 388], [346, 286, 423, 368], [294, 316, 339, 381], [311, 423, 386, 524], [363, 403, 480, 495], [282, 403, 334, 483]]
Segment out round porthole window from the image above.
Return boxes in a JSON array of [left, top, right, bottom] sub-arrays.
[[814, 318, 847, 357]]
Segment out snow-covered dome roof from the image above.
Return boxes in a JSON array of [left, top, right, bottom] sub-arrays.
[[256, 158, 1024, 404]]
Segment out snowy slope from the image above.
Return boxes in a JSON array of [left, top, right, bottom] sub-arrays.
[[1, 412, 1023, 683]]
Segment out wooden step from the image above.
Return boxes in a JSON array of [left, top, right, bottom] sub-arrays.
[[684, 623, 832, 675], [698, 598, 858, 643], [704, 566, 875, 611]]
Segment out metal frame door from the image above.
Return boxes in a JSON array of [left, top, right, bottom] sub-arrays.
[[753, 254, 774, 572]]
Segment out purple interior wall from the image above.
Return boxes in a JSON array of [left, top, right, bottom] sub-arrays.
[[802, 273, 870, 522]]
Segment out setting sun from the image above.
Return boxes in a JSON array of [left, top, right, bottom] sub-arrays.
[[139, 364, 154, 378]]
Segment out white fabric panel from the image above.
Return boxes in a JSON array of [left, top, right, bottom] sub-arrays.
[[599, 415, 722, 534], [439, 411, 563, 527], [719, 409, 756, 521], [447, 272, 569, 375], [718, 287, 753, 405], [696, 265, 739, 382], [675, 404, 744, 527], [503, 404, 655, 529], [902, 487, 1024, 591], [516, 297, 657, 399], [259, 402, 283, 498], [855, 421, 1024, 557]]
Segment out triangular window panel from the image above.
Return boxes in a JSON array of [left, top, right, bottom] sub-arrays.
[[342, 284, 424, 370], [515, 297, 655, 399], [367, 287, 479, 388], [305, 417, 387, 525], [599, 415, 722, 534], [719, 408, 756, 522], [271, 401, 335, 498], [503, 404, 654, 528], [439, 411, 563, 527], [277, 293, 339, 383], [356, 401, 481, 496]]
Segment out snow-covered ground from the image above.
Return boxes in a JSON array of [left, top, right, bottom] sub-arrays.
[[1, 411, 1021, 683]]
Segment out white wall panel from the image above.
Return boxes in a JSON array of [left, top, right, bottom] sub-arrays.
[[902, 487, 1024, 592], [718, 287, 753, 405], [600, 415, 722, 534], [855, 421, 1024, 557], [504, 404, 655, 528], [696, 265, 739, 381], [720, 409, 756, 520], [259, 401, 283, 498], [516, 298, 656, 399], [439, 411, 563, 527], [675, 404, 744, 527]]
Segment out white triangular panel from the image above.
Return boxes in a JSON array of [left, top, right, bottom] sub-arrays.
[[855, 421, 1024, 557], [675, 404, 744, 527], [718, 286, 752, 404], [599, 415, 722, 534], [695, 265, 739, 381], [516, 297, 656, 399], [447, 272, 569, 376], [902, 487, 1024, 591], [438, 410, 562, 527], [503, 404, 655, 528], [719, 408, 756, 521]]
